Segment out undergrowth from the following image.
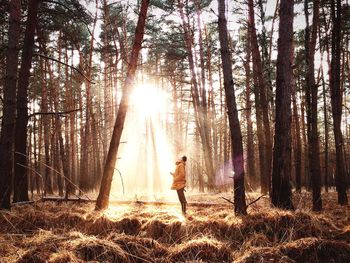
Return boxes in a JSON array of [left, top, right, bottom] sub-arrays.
[[0, 192, 349, 262]]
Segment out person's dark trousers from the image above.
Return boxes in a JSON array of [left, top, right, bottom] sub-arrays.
[[176, 188, 187, 215]]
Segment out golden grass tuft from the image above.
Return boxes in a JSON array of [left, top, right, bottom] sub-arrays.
[[168, 237, 232, 262], [110, 234, 169, 262], [280, 237, 350, 263], [72, 236, 129, 263], [234, 247, 296, 263]]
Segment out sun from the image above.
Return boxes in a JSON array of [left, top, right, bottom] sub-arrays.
[[131, 83, 168, 117]]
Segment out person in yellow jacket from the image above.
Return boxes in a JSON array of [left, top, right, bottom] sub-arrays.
[[170, 156, 187, 215]]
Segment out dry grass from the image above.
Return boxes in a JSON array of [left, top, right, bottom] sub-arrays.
[[0, 191, 350, 262]]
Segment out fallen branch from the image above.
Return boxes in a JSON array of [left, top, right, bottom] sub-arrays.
[[221, 194, 267, 208], [12, 200, 35, 206], [40, 197, 94, 202]]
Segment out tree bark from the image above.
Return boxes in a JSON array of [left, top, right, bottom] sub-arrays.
[[304, 0, 322, 211], [13, 0, 39, 203], [96, 0, 150, 210], [247, 0, 272, 194], [271, 0, 294, 210], [292, 87, 302, 192], [0, 0, 21, 209], [330, 0, 348, 205], [178, 0, 215, 189], [218, 0, 247, 215], [243, 27, 256, 183]]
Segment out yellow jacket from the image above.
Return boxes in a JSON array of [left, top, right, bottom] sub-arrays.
[[171, 160, 186, 190]]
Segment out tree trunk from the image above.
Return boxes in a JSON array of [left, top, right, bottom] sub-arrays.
[[322, 67, 329, 192], [218, 0, 247, 215], [178, 0, 215, 189], [13, 0, 39, 203], [330, 0, 348, 205], [0, 0, 21, 209], [96, 0, 150, 210], [243, 28, 256, 183], [271, 0, 294, 210], [248, 0, 272, 193], [292, 88, 302, 192], [304, 0, 322, 211]]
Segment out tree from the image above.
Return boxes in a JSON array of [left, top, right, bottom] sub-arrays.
[[247, 0, 272, 194], [96, 0, 150, 210], [271, 0, 294, 210], [13, 0, 40, 203], [304, 0, 322, 211], [218, 0, 247, 215], [330, 0, 348, 205], [0, 0, 21, 209], [177, 0, 216, 189]]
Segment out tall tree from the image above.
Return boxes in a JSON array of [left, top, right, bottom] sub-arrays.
[[271, 0, 294, 210], [177, 0, 215, 189], [13, 0, 40, 203], [96, 0, 150, 210], [243, 27, 257, 183], [248, 0, 272, 194], [330, 0, 348, 205], [304, 0, 322, 211], [0, 0, 21, 209], [218, 0, 247, 215]]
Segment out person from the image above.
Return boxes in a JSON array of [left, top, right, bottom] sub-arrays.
[[170, 156, 187, 215]]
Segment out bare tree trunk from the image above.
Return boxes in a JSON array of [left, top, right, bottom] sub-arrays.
[[0, 0, 21, 209], [243, 28, 256, 183], [292, 87, 302, 192], [271, 0, 294, 210], [37, 34, 53, 195], [13, 0, 39, 203], [96, 0, 150, 210], [304, 0, 322, 211], [330, 0, 348, 205], [322, 67, 329, 192], [248, 0, 272, 193], [218, 0, 247, 215], [178, 0, 215, 189]]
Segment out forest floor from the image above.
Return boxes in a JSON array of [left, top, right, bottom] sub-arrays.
[[1, 191, 350, 262]]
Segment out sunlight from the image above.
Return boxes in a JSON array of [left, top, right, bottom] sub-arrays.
[[103, 205, 132, 221], [110, 79, 178, 202], [131, 83, 168, 117]]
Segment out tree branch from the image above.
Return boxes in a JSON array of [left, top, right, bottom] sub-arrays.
[[28, 108, 81, 118], [33, 53, 95, 84], [221, 196, 235, 205], [247, 194, 266, 207]]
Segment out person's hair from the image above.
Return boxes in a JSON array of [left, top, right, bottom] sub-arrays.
[[182, 156, 187, 162]]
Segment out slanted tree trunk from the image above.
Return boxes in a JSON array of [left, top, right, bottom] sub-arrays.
[[13, 0, 39, 203], [96, 0, 150, 210], [218, 0, 247, 215], [304, 0, 322, 211], [0, 0, 21, 209], [271, 0, 294, 210], [330, 0, 348, 205]]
